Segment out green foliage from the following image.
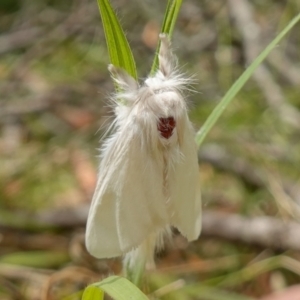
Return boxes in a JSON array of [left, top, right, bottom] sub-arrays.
[[2, 0, 300, 299], [82, 276, 148, 300], [0, 251, 69, 268], [82, 0, 184, 299], [96, 0, 137, 79], [97, 0, 183, 83], [82, 0, 300, 299], [0, 0, 20, 13], [195, 12, 300, 147], [150, 0, 183, 74]]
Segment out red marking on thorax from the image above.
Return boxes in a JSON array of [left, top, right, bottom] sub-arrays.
[[157, 117, 176, 139]]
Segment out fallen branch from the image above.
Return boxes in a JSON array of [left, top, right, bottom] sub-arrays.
[[202, 210, 300, 251], [0, 205, 89, 231], [199, 144, 300, 204], [2, 206, 300, 252], [199, 144, 265, 188]]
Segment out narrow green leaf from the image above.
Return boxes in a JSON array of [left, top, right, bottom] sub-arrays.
[[124, 257, 146, 288], [63, 291, 84, 300], [195, 13, 300, 146], [183, 284, 255, 300], [97, 0, 137, 79], [151, 0, 183, 74], [160, 0, 183, 37], [82, 276, 148, 300], [82, 285, 104, 300], [0, 251, 69, 268]]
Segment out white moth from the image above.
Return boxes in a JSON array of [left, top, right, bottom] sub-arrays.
[[86, 34, 201, 269]]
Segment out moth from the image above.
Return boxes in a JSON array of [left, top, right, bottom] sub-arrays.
[[85, 34, 201, 268]]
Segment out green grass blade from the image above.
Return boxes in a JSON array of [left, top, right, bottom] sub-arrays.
[[97, 0, 137, 79], [63, 291, 84, 300], [160, 0, 183, 37], [195, 12, 300, 147], [82, 276, 148, 300], [0, 251, 69, 268], [186, 285, 255, 300], [124, 257, 146, 288], [82, 285, 104, 300], [151, 0, 183, 74]]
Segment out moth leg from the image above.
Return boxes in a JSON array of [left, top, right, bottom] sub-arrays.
[[158, 33, 176, 77], [108, 64, 138, 91]]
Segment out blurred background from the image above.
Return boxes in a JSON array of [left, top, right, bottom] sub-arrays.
[[1, 0, 300, 299]]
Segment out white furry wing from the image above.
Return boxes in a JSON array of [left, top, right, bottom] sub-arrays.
[[169, 115, 201, 241], [85, 117, 168, 258]]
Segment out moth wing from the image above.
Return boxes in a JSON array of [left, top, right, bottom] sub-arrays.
[[170, 117, 201, 241], [86, 120, 167, 258]]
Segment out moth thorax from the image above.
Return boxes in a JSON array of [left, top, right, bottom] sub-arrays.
[[157, 117, 176, 139]]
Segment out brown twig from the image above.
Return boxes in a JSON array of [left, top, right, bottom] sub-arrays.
[[268, 50, 300, 86], [0, 263, 51, 281], [202, 210, 300, 251], [0, 231, 68, 251], [0, 275, 26, 300], [0, 28, 43, 55], [0, 99, 50, 119], [41, 266, 99, 300]]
